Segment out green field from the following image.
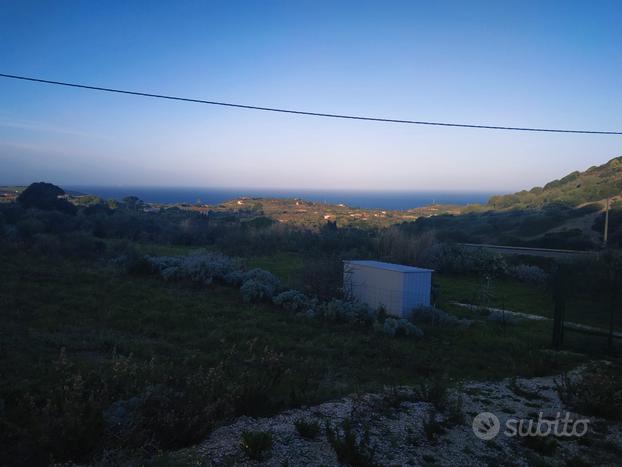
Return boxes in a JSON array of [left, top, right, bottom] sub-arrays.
[[2, 244, 617, 465]]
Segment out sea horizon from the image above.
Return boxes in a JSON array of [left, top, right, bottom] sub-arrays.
[[62, 185, 503, 210]]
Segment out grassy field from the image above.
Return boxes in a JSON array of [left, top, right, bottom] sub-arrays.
[[435, 273, 620, 330], [2, 248, 584, 390], [246, 252, 304, 286], [1, 245, 614, 464]]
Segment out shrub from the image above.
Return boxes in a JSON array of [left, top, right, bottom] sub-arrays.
[[509, 264, 548, 285], [0, 349, 105, 465], [223, 270, 245, 286], [555, 362, 622, 420], [423, 409, 446, 443], [242, 267, 280, 289], [300, 256, 343, 300], [147, 251, 241, 285], [376, 318, 423, 338], [240, 279, 274, 303], [294, 418, 321, 439], [16, 217, 46, 240], [273, 290, 309, 312], [60, 232, 107, 259], [240, 430, 273, 461], [409, 306, 471, 328], [431, 244, 508, 276], [317, 299, 373, 325], [444, 395, 465, 427], [415, 378, 448, 410], [326, 419, 378, 467], [33, 233, 62, 256], [229, 344, 287, 416]]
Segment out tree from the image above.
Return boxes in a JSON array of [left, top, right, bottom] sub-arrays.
[[17, 182, 77, 215], [121, 196, 143, 211]]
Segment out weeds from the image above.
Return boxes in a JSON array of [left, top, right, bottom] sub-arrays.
[[444, 395, 465, 427], [326, 419, 378, 467], [240, 430, 273, 461], [422, 409, 446, 443], [414, 377, 449, 410], [294, 418, 322, 440], [555, 362, 622, 420]]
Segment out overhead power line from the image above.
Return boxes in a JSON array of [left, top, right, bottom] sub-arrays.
[[1, 72, 621, 135]]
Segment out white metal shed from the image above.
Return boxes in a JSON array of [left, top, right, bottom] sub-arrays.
[[343, 260, 433, 318]]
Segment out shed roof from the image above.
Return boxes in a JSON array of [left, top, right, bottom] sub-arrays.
[[344, 260, 433, 273]]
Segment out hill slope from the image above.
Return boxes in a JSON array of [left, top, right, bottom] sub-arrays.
[[405, 156, 622, 250], [488, 156, 622, 209]]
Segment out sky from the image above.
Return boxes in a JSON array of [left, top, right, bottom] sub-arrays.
[[1, 0, 621, 192]]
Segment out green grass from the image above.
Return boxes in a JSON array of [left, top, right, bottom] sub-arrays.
[[242, 252, 617, 330], [0, 246, 604, 464], [1, 248, 592, 390], [435, 273, 619, 330], [105, 239, 202, 256], [435, 274, 553, 316], [246, 252, 304, 286]]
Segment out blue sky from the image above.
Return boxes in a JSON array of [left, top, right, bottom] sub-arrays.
[[1, 0, 621, 191]]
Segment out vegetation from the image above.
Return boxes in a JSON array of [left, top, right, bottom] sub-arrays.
[[240, 430, 274, 461], [326, 419, 378, 467], [294, 418, 322, 440], [556, 361, 622, 420], [488, 156, 622, 209], [0, 178, 620, 465]]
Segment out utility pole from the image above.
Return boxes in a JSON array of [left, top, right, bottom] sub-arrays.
[[603, 197, 611, 247]]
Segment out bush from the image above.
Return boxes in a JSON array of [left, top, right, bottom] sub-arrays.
[[223, 270, 245, 286], [294, 418, 321, 439], [33, 233, 62, 256], [556, 362, 622, 420], [60, 232, 107, 259], [16, 217, 46, 240], [299, 256, 343, 300], [0, 349, 105, 465], [415, 378, 449, 410], [409, 306, 471, 328], [509, 264, 548, 284], [241, 268, 281, 292], [229, 344, 287, 416], [127, 366, 232, 450], [375, 318, 423, 338], [317, 299, 373, 325], [431, 244, 508, 276], [147, 251, 241, 285], [326, 419, 378, 467], [240, 279, 274, 303], [423, 409, 445, 443], [273, 290, 309, 312], [240, 430, 273, 461]]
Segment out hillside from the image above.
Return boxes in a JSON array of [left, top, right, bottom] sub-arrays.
[[404, 156, 622, 250], [488, 156, 622, 209], [199, 197, 461, 229]]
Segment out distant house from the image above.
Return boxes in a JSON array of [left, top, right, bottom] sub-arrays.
[[343, 260, 433, 318]]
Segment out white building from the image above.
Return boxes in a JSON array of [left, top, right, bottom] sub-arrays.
[[343, 260, 433, 318]]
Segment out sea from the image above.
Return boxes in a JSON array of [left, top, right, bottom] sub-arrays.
[[63, 186, 500, 210]]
